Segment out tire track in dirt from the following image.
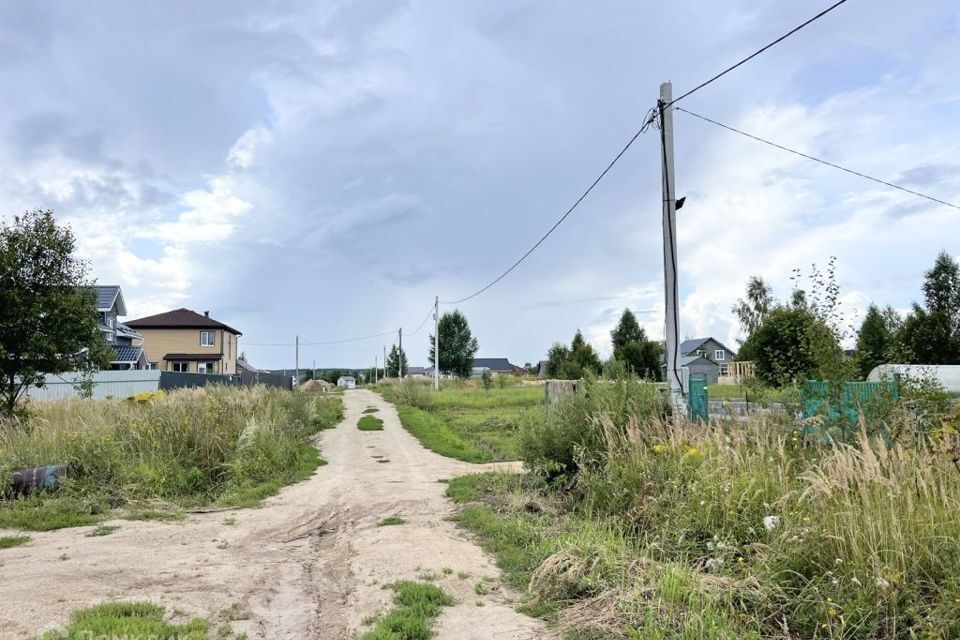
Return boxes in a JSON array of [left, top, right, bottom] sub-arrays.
[[0, 389, 553, 640]]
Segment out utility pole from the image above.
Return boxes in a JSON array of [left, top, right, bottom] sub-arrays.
[[398, 327, 403, 379], [374, 355, 378, 384], [383, 345, 387, 378], [659, 82, 684, 411], [433, 295, 440, 390], [295, 335, 300, 384]]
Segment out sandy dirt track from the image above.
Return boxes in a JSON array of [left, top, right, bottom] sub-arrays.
[[0, 389, 554, 640]]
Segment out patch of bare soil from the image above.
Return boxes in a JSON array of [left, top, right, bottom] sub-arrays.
[[0, 389, 553, 640]]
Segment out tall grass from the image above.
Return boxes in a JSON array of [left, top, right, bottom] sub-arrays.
[[451, 383, 960, 639], [0, 387, 342, 529]]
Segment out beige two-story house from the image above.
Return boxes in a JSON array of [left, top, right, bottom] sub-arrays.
[[126, 308, 242, 374]]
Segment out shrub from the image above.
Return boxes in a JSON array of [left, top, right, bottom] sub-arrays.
[[520, 377, 665, 483]]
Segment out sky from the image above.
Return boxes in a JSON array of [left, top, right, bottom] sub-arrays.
[[0, 0, 957, 369]]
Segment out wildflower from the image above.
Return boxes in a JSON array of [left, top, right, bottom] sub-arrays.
[[763, 515, 780, 532], [835, 558, 844, 565], [705, 558, 724, 572], [851, 577, 862, 587], [828, 608, 838, 617], [706, 541, 715, 551], [651, 444, 668, 454], [802, 516, 811, 524], [876, 577, 891, 589]]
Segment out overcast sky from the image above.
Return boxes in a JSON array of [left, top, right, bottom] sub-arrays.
[[1, 1, 957, 369]]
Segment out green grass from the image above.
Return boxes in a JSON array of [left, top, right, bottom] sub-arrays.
[[0, 388, 340, 530], [125, 508, 185, 522], [40, 602, 215, 639], [358, 415, 385, 431], [363, 407, 380, 414], [0, 535, 30, 549], [382, 384, 542, 463], [86, 524, 120, 537], [378, 516, 406, 526], [360, 581, 454, 640]]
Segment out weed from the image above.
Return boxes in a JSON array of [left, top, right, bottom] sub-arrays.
[[377, 459, 391, 464], [363, 407, 380, 414], [360, 581, 454, 640], [86, 524, 120, 537], [222, 516, 237, 526], [358, 416, 385, 431], [0, 535, 30, 549], [40, 602, 208, 639], [441, 567, 453, 575], [378, 516, 406, 527], [126, 508, 185, 522], [216, 541, 228, 550], [474, 583, 488, 596]]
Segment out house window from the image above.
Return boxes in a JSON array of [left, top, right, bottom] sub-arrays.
[[714, 349, 725, 361], [198, 361, 216, 374], [719, 364, 729, 376], [171, 362, 189, 373], [200, 330, 214, 347]]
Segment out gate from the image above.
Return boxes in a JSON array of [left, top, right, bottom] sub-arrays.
[[688, 374, 709, 422]]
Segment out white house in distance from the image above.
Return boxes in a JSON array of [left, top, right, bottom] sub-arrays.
[[337, 375, 356, 389]]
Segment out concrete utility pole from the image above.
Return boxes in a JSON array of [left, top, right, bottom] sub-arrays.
[[383, 346, 387, 378], [659, 82, 684, 410], [374, 355, 378, 384], [433, 296, 440, 390], [398, 327, 404, 379], [295, 335, 300, 384]]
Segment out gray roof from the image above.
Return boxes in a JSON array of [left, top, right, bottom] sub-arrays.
[[236, 358, 258, 373], [680, 355, 717, 367], [111, 344, 144, 364], [406, 367, 427, 375], [679, 337, 736, 358], [93, 285, 126, 315], [472, 358, 519, 372]]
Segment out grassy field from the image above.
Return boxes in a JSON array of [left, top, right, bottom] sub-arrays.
[[380, 382, 542, 462], [445, 378, 960, 639], [358, 415, 385, 431], [40, 601, 239, 640], [0, 387, 343, 530]]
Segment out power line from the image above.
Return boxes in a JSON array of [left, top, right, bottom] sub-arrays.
[[667, 0, 850, 108], [404, 305, 435, 337], [676, 107, 960, 211], [441, 110, 657, 306]]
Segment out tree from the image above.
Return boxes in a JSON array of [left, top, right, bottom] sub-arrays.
[[732, 276, 773, 341], [609, 309, 663, 380], [895, 252, 960, 364], [738, 304, 844, 387], [546, 331, 601, 379], [856, 304, 893, 378], [428, 310, 479, 379], [385, 344, 408, 378], [0, 210, 111, 416]]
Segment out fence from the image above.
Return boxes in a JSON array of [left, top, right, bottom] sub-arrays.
[[25, 370, 162, 401], [802, 380, 900, 423], [26, 368, 292, 402]]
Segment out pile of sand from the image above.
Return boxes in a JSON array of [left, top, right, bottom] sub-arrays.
[[298, 379, 331, 392]]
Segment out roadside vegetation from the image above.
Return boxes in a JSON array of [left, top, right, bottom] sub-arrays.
[[447, 376, 960, 639], [360, 580, 454, 640], [40, 601, 241, 640], [0, 387, 342, 530], [358, 415, 385, 431], [380, 380, 541, 462]]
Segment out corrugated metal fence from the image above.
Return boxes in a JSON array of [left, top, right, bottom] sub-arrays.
[[26, 369, 292, 402]]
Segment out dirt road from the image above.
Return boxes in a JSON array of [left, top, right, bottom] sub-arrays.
[[0, 390, 553, 639]]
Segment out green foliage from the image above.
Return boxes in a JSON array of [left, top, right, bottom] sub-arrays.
[[387, 387, 541, 462], [378, 516, 406, 526], [856, 304, 894, 378], [358, 415, 385, 431], [0, 210, 112, 416], [386, 344, 409, 378], [610, 309, 663, 380], [480, 369, 493, 390], [520, 377, 666, 483], [731, 275, 773, 340], [360, 581, 454, 640], [546, 330, 602, 380], [41, 602, 210, 640], [429, 310, 479, 379], [0, 535, 30, 549], [894, 251, 960, 364], [0, 388, 337, 529], [454, 410, 960, 639]]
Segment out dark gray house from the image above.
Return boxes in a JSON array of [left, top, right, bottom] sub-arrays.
[[93, 285, 149, 370], [663, 337, 738, 384]]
